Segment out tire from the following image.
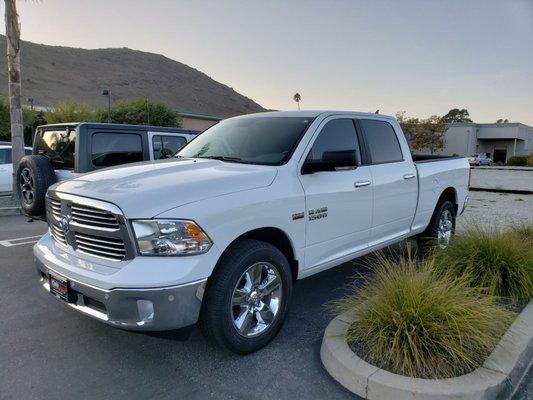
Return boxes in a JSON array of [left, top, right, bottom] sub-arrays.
[[417, 199, 456, 254], [199, 239, 293, 354], [16, 155, 56, 217]]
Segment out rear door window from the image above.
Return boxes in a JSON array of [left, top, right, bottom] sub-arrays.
[[92, 133, 143, 167], [359, 119, 403, 164], [34, 129, 76, 169], [152, 135, 187, 159]]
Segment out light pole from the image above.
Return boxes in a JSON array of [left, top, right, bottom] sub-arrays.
[[102, 89, 111, 123]]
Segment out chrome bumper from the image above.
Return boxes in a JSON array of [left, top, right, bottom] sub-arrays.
[[35, 258, 205, 331]]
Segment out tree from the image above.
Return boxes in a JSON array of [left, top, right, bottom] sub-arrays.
[[397, 111, 446, 155], [23, 108, 46, 145], [441, 108, 472, 123], [104, 98, 181, 127], [413, 115, 447, 154], [4, 0, 24, 197], [293, 93, 301, 111], [45, 101, 99, 123], [0, 96, 11, 141], [496, 119, 509, 123]]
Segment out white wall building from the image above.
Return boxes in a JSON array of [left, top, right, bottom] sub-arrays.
[[416, 122, 533, 163]]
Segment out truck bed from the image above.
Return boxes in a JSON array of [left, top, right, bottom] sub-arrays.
[[410, 155, 470, 234]]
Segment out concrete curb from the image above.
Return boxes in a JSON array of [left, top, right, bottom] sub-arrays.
[[321, 300, 533, 400], [469, 187, 533, 195], [0, 206, 21, 217]]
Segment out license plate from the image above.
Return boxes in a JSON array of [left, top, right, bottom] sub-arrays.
[[49, 273, 70, 302]]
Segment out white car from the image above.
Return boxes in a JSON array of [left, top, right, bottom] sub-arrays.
[[468, 153, 492, 166], [34, 111, 470, 353], [0, 143, 32, 192]]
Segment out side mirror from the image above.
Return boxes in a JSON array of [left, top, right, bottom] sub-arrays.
[[302, 150, 357, 174]]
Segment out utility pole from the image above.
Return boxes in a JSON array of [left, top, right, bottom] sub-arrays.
[[5, 0, 24, 198], [146, 97, 150, 125], [102, 89, 111, 123]]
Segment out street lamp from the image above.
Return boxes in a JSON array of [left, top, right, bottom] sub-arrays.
[[102, 89, 111, 123]]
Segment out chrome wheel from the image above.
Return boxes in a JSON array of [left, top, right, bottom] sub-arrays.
[[19, 168, 35, 205], [437, 209, 453, 248], [231, 262, 282, 338]]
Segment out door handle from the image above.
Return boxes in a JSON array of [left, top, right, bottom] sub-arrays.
[[354, 180, 371, 188], [403, 173, 416, 180]]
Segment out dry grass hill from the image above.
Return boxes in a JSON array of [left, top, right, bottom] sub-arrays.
[[0, 35, 265, 117]]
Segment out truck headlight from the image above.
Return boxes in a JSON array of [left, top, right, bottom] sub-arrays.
[[132, 220, 212, 256]]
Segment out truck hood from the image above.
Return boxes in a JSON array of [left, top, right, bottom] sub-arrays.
[[52, 158, 277, 218]]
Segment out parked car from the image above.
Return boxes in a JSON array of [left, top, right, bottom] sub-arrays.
[[16, 123, 199, 216], [0, 143, 32, 193], [468, 153, 492, 166], [34, 111, 470, 353]]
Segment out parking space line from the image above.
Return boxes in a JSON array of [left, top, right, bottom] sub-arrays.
[[0, 235, 43, 247]]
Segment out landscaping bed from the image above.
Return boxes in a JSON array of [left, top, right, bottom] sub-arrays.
[[321, 225, 533, 399]]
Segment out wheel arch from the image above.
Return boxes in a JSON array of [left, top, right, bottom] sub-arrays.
[[438, 186, 458, 215], [215, 227, 299, 284]]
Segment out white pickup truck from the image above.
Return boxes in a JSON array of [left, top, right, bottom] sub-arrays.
[[34, 111, 470, 353]]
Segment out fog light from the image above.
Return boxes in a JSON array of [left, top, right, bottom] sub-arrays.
[[137, 300, 154, 325]]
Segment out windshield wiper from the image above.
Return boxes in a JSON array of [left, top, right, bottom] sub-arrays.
[[201, 156, 250, 164]]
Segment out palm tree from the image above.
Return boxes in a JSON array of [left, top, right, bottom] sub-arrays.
[[4, 0, 24, 198], [293, 93, 301, 111]]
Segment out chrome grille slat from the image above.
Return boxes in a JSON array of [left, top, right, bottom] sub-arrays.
[[71, 205, 113, 216], [74, 233, 124, 246], [71, 210, 117, 221], [50, 224, 67, 245], [75, 238, 126, 252], [71, 215, 120, 228], [46, 194, 129, 262], [76, 245, 125, 260]]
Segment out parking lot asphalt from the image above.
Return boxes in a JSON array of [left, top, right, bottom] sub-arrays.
[[1, 213, 531, 400], [0, 215, 364, 400]]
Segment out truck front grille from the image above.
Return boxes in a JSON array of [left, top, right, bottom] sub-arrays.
[[71, 205, 120, 230], [46, 193, 134, 262], [74, 232, 126, 261]]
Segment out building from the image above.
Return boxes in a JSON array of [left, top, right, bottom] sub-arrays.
[[179, 112, 222, 131], [419, 122, 533, 163]]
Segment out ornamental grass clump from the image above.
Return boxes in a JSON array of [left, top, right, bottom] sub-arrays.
[[334, 253, 514, 379], [433, 225, 533, 302]]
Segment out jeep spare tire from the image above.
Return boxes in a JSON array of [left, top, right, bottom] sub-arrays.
[[16, 155, 56, 217]]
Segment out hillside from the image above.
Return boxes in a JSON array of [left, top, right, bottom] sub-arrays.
[[0, 35, 265, 117]]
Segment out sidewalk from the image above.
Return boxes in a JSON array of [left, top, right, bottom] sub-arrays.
[[470, 168, 533, 194]]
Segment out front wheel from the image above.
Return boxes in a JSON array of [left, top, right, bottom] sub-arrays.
[[418, 199, 456, 254], [199, 239, 293, 354]]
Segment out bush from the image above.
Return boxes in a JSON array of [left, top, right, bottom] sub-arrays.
[[104, 98, 181, 127], [507, 156, 528, 166], [45, 101, 100, 124], [334, 253, 514, 378], [528, 153, 533, 167], [433, 226, 533, 301]]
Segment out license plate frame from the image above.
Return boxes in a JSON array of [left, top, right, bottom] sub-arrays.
[[49, 272, 71, 302]]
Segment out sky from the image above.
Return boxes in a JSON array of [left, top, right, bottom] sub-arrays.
[[2, 0, 533, 124]]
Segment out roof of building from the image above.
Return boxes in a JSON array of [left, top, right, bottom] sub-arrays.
[[447, 122, 533, 130]]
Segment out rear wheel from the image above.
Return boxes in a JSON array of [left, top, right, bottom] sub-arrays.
[[418, 199, 456, 254], [199, 239, 293, 354]]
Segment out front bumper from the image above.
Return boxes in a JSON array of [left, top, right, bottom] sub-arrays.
[[36, 258, 206, 331]]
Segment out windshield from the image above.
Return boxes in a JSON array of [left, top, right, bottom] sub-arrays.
[[177, 116, 313, 165], [34, 128, 76, 169]]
